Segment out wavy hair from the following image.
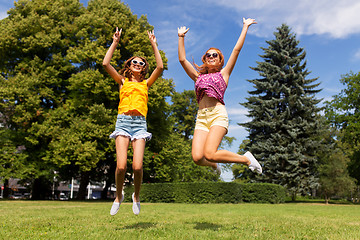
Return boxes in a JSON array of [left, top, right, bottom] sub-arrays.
[[194, 48, 224, 74], [119, 56, 149, 80]]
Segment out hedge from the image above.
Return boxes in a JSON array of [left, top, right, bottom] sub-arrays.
[[123, 182, 286, 204]]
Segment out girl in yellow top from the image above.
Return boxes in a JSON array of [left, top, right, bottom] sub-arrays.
[[103, 27, 163, 216]]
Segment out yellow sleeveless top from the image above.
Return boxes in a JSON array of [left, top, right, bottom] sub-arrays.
[[118, 78, 148, 117]]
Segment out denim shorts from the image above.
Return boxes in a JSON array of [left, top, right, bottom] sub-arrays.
[[195, 104, 229, 132], [109, 114, 152, 141]]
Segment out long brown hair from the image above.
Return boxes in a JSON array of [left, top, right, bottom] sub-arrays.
[[119, 56, 149, 80], [194, 48, 224, 74]]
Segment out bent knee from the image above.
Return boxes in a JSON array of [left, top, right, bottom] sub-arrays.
[[203, 150, 216, 162], [192, 152, 204, 165]]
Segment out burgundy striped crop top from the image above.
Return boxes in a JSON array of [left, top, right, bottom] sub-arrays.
[[195, 72, 227, 105]]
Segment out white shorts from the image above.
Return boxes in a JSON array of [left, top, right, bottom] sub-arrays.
[[194, 105, 229, 132]]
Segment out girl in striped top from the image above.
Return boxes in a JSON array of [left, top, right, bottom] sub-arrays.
[[178, 18, 262, 177]]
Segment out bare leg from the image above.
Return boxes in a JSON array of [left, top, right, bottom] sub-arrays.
[[114, 136, 130, 202], [131, 138, 145, 202], [204, 126, 250, 165], [192, 129, 218, 169]]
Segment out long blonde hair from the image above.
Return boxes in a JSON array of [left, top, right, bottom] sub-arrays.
[[194, 48, 224, 74], [119, 56, 149, 80]]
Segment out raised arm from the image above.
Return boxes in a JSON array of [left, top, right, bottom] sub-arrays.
[[178, 26, 198, 81], [146, 30, 164, 87], [221, 18, 257, 81], [102, 27, 124, 85]]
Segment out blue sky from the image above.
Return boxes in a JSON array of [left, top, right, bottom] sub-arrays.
[[2, 0, 360, 181]]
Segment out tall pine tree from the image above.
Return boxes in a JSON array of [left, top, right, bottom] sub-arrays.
[[241, 24, 322, 200]]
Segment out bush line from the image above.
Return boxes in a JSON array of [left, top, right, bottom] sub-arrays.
[[123, 182, 286, 204]]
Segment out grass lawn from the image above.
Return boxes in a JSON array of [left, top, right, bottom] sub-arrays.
[[1, 200, 359, 239]]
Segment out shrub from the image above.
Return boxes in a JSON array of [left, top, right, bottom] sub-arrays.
[[124, 182, 285, 204]]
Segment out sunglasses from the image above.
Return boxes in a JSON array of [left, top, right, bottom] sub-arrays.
[[131, 59, 145, 66], [205, 52, 219, 58]]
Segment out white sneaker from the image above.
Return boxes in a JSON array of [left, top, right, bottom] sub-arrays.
[[110, 193, 124, 216], [132, 193, 140, 215], [245, 151, 262, 174]]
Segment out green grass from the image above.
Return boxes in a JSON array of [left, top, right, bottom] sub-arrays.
[[1, 200, 359, 239]]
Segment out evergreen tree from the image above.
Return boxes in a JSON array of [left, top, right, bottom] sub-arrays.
[[240, 24, 322, 200]]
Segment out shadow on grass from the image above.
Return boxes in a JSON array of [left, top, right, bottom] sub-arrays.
[[193, 221, 222, 231], [121, 222, 157, 230]]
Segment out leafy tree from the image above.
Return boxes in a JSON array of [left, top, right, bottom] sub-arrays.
[[325, 71, 360, 184], [241, 24, 323, 200], [0, 0, 85, 199], [151, 133, 219, 182], [0, 0, 169, 198], [232, 139, 250, 183], [316, 127, 356, 204], [170, 90, 198, 139], [1, 0, 219, 199], [318, 151, 355, 204]]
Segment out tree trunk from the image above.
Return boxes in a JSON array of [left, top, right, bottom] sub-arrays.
[[77, 171, 90, 200], [324, 194, 329, 204], [3, 179, 10, 198], [101, 181, 110, 200], [31, 177, 51, 200]]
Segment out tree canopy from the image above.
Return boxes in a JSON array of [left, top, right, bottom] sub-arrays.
[[325, 71, 360, 184], [0, 0, 219, 199]]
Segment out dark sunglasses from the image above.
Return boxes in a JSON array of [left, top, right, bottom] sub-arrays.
[[131, 59, 145, 66], [205, 52, 219, 58]]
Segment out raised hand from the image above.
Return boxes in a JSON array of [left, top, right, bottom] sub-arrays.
[[178, 26, 189, 37], [147, 30, 157, 44], [113, 27, 122, 43], [243, 18, 257, 27]]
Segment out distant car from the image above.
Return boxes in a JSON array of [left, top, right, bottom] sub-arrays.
[[9, 193, 23, 199], [23, 193, 31, 199], [59, 193, 68, 200]]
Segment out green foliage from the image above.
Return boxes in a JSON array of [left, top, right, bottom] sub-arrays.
[[124, 182, 286, 204], [0, 0, 85, 197], [241, 183, 286, 203], [146, 77, 174, 153], [0, 0, 222, 200], [318, 149, 356, 203], [325, 71, 360, 184], [170, 90, 198, 139], [231, 139, 250, 182], [315, 120, 356, 202], [149, 134, 219, 182], [241, 24, 323, 198]]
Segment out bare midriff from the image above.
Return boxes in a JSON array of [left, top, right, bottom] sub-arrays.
[[198, 95, 224, 110], [122, 109, 144, 116]]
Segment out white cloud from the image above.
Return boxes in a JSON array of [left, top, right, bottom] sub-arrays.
[[0, 7, 8, 19], [227, 106, 250, 123], [155, 1, 227, 61], [354, 48, 360, 60], [227, 107, 248, 116], [206, 0, 360, 39]]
